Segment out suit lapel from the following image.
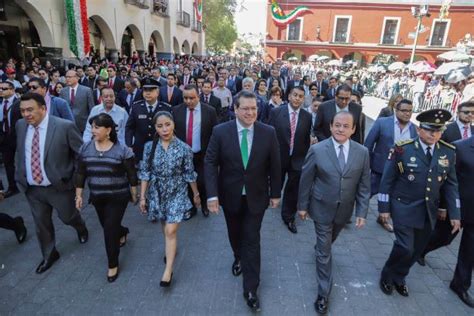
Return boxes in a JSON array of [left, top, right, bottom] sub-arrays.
[[342, 141, 355, 176], [389, 119, 395, 144], [44, 116, 56, 161], [281, 105, 291, 145], [230, 120, 245, 169], [247, 122, 258, 169], [326, 139, 342, 174]]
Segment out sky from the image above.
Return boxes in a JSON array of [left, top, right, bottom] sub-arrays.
[[234, 0, 267, 38]]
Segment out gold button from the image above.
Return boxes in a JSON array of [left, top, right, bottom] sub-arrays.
[[425, 197, 429, 201]]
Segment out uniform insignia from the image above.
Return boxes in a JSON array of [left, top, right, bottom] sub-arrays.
[[414, 141, 419, 149], [387, 148, 394, 160], [138, 114, 147, 119], [407, 163, 418, 167], [440, 154, 447, 159], [408, 174, 415, 181], [438, 159, 449, 167], [395, 139, 414, 146], [397, 162, 404, 174], [439, 139, 455, 150], [410, 157, 416, 162]]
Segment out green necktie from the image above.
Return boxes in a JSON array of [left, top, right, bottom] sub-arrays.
[[241, 129, 249, 169]]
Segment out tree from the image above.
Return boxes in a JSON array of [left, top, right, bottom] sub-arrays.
[[203, 0, 238, 54]]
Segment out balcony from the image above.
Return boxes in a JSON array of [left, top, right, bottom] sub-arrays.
[[177, 11, 191, 28], [192, 20, 202, 33], [124, 0, 150, 9], [152, 0, 169, 17]]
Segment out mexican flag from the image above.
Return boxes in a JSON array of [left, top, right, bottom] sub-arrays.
[[65, 0, 90, 59], [194, 0, 203, 22]]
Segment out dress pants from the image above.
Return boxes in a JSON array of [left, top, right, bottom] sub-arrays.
[[451, 224, 474, 292], [223, 196, 265, 293], [1, 146, 17, 191], [281, 167, 301, 223], [25, 186, 86, 260], [0, 212, 19, 231], [382, 221, 432, 284], [91, 195, 129, 268], [421, 216, 459, 257], [187, 152, 208, 213], [313, 221, 345, 298], [370, 172, 382, 198]]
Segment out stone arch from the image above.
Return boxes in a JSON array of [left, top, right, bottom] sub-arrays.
[[14, 1, 54, 47], [182, 40, 191, 55], [150, 30, 165, 53], [121, 24, 145, 56], [173, 37, 180, 54], [191, 42, 199, 55], [88, 15, 117, 50]]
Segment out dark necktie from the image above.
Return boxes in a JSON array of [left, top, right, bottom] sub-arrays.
[[3, 100, 9, 133], [205, 95, 209, 104], [187, 108, 194, 147], [338, 144, 346, 171], [70, 88, 75, 106], [148, 105, 153, 114], [426, 146, 432, 162]]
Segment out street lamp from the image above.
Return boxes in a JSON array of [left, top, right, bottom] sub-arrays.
[[410, 5, 430, 64]]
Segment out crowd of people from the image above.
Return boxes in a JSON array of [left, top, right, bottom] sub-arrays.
[[0, 54, 473, 314]]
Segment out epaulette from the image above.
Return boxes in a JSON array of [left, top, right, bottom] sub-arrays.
[[439, 139, 455, 150], [395, 139, 414, 147]]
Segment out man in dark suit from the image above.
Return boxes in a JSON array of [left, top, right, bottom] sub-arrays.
[[323, 77, 338, 101], [84, 65, 99, 90], [0, 80, 21, 197], [418, 101, 474, 265], [106, 65, 125, 94], [159, 73, 183, 106], [93, 77, 108, 106], [205, 91, 281, 312], [27, 78, 74, 121], [229, 66, 242, 94], [378, 109, 461, 298], [314, 71, 329, 96], [152, 67, 167, 87], [268, 86, 312, 234], [172, 84, 218, 219], [350, 75, 364, 98], [15, 93, 89, 274], [77, 67, 88, 86], [364, 99, 417, 232], [117, 79, 143, 113], [125, 78, 171, 162], [200, 80, 222, 122], [449, 135, 474, 308], [314, 84, 363, 144], [284, 71, 303, 101]]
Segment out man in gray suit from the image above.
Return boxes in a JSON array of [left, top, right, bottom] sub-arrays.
[[297, 111, 371, 315], [59, 69, 94, 133], [15, 93, 88, 274]]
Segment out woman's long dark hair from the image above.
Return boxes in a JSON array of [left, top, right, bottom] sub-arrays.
[[88, 113, 118, 143], [148, 111, 174, 166]]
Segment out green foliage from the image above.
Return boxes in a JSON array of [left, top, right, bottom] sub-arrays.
[[203, 0, 238, 54]]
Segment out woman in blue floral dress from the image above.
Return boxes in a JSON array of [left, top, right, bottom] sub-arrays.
[[139, 111, 200, 287]]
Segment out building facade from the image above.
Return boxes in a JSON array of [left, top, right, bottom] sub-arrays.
[[265, 0, 474, 64], [0, 0, 204, 63]]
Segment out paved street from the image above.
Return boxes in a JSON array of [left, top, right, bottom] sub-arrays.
[[0, 97, 472, 315]]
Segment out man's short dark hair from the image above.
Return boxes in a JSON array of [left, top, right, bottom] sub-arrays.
[[458, 101, 474, 111], [167, 73, 177, 80], [183, 84, 199, 95], [202, 80, 213, 87], [235, 90, 257, 108], [336, 84, 352, 96], [291, 86, 305, 95], [28, 77, 46, 88], [100, 87, 115, 96], [20, 92, 46, 107], [395, 99, 413, 109], [125, 79, 137, 88], [330, 110, 355, 127]]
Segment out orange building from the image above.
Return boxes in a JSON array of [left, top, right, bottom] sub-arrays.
[[265, 0, 474, 64]]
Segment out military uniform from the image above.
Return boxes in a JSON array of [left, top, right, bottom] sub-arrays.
[[379, 109, 461, 295], [124, 78, 171, 161]]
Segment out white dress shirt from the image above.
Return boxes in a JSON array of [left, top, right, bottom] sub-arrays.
[[332, 137, 350, 164], [456, 119, 472, 139], [394, 116, 413, 143], [419, 139, 435, 156], [186, 104, 202, 153], [83, 104, 129, 144], [25, 115, 52, 186]]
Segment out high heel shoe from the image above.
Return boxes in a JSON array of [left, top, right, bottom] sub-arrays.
[[119, 228, 130, 248], [107, 266, 119, 283], [160, 273, 173, 287]]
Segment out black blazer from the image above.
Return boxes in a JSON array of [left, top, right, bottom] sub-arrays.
[[313, 99, 363, 144], [454, 136, 474, 224], [267, 104, 312, 171], [117, 88, 143, 112], [200, 94, 222, 118], [323, 86, 337, 101], [159, 86, 183, 107], [442, 122, 474, 144], [172, 103, 218, 154], [313, 80, 329, 96], [204, 120, 281, 214], [110, 77, 125, 94], [92, 88, 101, 105], [0, 97, 21, 148]]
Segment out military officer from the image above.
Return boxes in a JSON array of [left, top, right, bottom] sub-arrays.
[[125, 78, 171, 161], [378, 109, 461, 298]]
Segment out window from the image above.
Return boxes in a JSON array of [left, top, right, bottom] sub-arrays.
[[429, 19, 450, 46], [333, 16, 352, 43], [380, 17, 400, 45], [287, 18, 303, 41]]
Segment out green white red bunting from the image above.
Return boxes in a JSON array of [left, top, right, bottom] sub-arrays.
[[194, 0, 203, 22], [270, 0, 311, 27], [65, 0, 90, 59]]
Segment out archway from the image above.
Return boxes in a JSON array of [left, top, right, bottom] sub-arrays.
[[173, 37, 180, 54], [191, 42, 199, 55], [182, 40, 191, 55], [88, 15, 117, 59], [281, 49, 304, 61], [149, 30, 165, 56], [121, 24, 145, 57]]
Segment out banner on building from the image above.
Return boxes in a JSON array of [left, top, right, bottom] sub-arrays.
[[194, 0, 202, 22], [270, 0, 311, 27], [65, 0, 90, 59]]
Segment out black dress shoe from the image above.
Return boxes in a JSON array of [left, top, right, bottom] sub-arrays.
[[160, 273, 173, 287], [183, 208, 197, 221], [394, 284, 409, 297], [14, 217, 27, 244], [285, 220, 297, 234], [244, 292, 260, 312], [77, 227, 89, 244], [379, 279, 394, 295], [314, 295, 328, 315], [4, 188, 19, 198], [36, 250, 60, 274], [232, 259, 242, 276], [119, 228, 129, 247], [450, 282, 474, 308], [107, 266, 119, 283], [417, 256, 426, 266], [202, 207, 210, 217]]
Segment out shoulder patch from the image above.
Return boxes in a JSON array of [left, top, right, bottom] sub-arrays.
[[439, 139, 455, 150], [395, 139, 414, 146]]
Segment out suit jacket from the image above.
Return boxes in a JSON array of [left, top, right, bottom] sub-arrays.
[[442, 121, 474, 144], [351, 83, 364, 98], [323, 86, 337, 101], [0, 97, 21, 148], [200, 94, 222, 119], [267, 104, 312, 171], [59, 85, 94, 132], [117, 88, 143, 113], [314, 80, 329, 96], [15, 115, 83, 192], [172, 103, 218, 154], [159, 86, 183, 107], [204, 120, 281, 214], [453, 136, 474, 224], [83, 75, 98, 90], [109, 77, 125, 94], [49, 96, 74, 122], [313, 100, 363, 144], [364, 116, 417, 174], [297, 138, 371, 225]]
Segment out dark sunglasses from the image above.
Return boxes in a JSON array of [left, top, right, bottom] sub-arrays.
[[0, 87, 12, 91], [336, 96, 350, 101], [460, 110, 474, 115], [28, 85, 40, 90]]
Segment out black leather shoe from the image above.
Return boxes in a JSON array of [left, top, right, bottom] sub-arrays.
[[77, 227, 89, 244], [314, 295, 328, 315], [202, 207, 210, 217], [450, 282, 474, 308], [183, 208, 197, 221], [417, 256, 426, 266], [36, 250, 60, 274], [394, 284, 409, 297], [380, 279, 393, 295], [14, 217, 27, 244], [244, 292, 260, 312], [232, 259, 242, 276], [119, 228, 129, 248], [285, 220, 297, 234], [160, 273, 173, 287], [107, 266, 119, 283], [4, 188, 19, 198]]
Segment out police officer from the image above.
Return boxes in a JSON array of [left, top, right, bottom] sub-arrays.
[[125, 78, 171, 161], [378, 109, 461, 298]]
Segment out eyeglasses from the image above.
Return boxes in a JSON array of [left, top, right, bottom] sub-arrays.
[[460, 110, 474, 115], [28, 85, 39, 90]]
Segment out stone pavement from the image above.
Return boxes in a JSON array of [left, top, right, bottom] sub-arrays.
[[0, 97, 472, 315]]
